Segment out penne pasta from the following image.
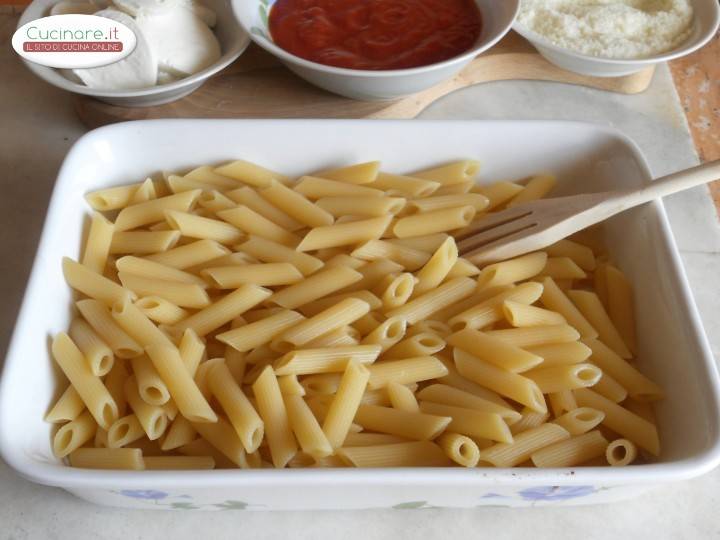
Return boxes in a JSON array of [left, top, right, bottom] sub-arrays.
[[524, 341, 592, 367], [387, 381, 420, 413], [217, 206, 301, 247], [172, 284, 272, 336], [366, 356, 448, 389], [382, 332, 445, 359], [130, 356, 170, 405], [371, 172, 440, 197], [546, 239, 596, 271], [274, 345, 381, 376], [448, 328, 543, 373], [605, 264, 637, 355], [317, 196, 406, 218], [419, 401, 512, 442], [553, 407, 605, 435], [165, 210, 244, 245], [135, 296, 188, 325], [284, 394, 333, 458], [410, 160, 480, 186], [606, 438, 638, 466], [351, 240, 429, 271], [538, 277, 598, 338], [53, 410, 97, 458], [69, 447, 145, 470], [252, 366, 298, 467], [485, 325, 580, 348], [502, 300, 566, 327], [413, 237, 458, 295], [386, 277, 475, 324], [295, 176, 385, 199], [144, 456, 215, 470], [437, 432, 480, 467], [114, 190, 200, 232], [322, 361, 370, 448], [337, 441, 449, 467], [260, 179, 334, 227], [116, 256, 206, 286], [202, 263, 304, 288], [269, 266, 363, 309], [416, 384, 520, 421], [191, 416, 250, 468], [63, 257, 134, 306], [523, 363, 602, 393], [218, 310, 305, 352], [531, 430, 608, 468], [538, 257, 587, 280], [507, 174, 556, 207], [214, 159, 288, 187], [107, 414, 145, 448], [354, 404, 451, 441], [110, 231, 181, 255], [476, 252, 548, 289], [82, 212, 114, 274], [448, 281, 543, 331], [226, 186, 303, 231], [124, 376, 167, 440], [454, 349, 547, 413], [68, 317, 114, 377], [238, 235, 324, 276], [313, 161, 380, 184], [297, 215, 392, 252], [567, 290, 631, 358], [52, 333, 118, 430], [118, 272, 210, 309], [481, 423, 570, 467], [144, 239, 230, 269], [394, 206, 476, 238], [45, 385, 85, 423], [86, 182, 152, 211]]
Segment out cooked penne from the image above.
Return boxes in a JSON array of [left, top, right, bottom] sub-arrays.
[[53, 410, 97, 458], [419, 401, 512, 442], [252, 366, 298, 467], [531, 430, 608, 467], [366, 356, 448, 389], [107, 414, 145, 448], [69, 447, 145, 470], [297, 215, 392, 252], [304, 326, 360, 348], [387, 233, 449, 253], [124, 376, 167, 440], [337, 441, 449, 467], [574, 388, 659, 455], [217, 206, 301, 247], [114, 190, 200, 232], [104, 361, 129, 417], [110, 231, 181, 255], [303, 291, 383, 318], [144, 456, 215, 470], [524, 363, 602, 393], [486, 325, 580, 348], [172, 284, 272, 336], [146, 344, 217, 423], [218, 310, 305, 352], [507, 174, 556, 207], [436, 355, 512, 408], [167, 174, 216, 194], [208, 361, 264, 452], [284, 394, 333, 458], [226, 186, 303, 231], [606, 438, 638, 466], [274, 345, 381, 376], [414, 237, 458, 295], [446, 258, 481, 279], [583, 338, 662, 401], [351, 240, 430, 271], [144, 239, 230, 269], [82, 212, 114, 274], [276, 298, 370, 349], [354, 404, 450, 441], [394, 206, 476, 238], [86, 182, 152, 211], [387, 381, 420, 413], [313, 161, 380, 184], [476, 252, 548, 289], [111, 296, 174, 349], [436, 432, 480, 467], [524, 341, 592, 367], [269, 266, 363, 309], [260, 179, 334, 227], [178, 328, 204, 376], [198, 190, 237, 213], [382, 332, 445, 359], [278, 374, 305, 396], [371, 172, 440, 197], [553, 407, 605, 435], [116, 256, 206, 286], [605, 265, 637, 355], [410, 160, 480, 186], [118, 272, 209, 309], [294, 176, 385, 199], [548, 389, 578, 417], [52, 333, 118, 430], [502, 300, 566, 327], [214, 159, 288, 187], [342, 432, 409, 447], [415, 384, 520, 421], [386, 277, 475, 324], [191, 416, 250, 468], [160, 416, 198, 451], [592, 370, 628, 403], [454, 349, 546, 413], [448, 328, 543, 373], [567, 290, 631, 358], [538, 257, 587, 280], [538, 277, 598, 338], [45, 385, 85, 423], [164, 209, 245, 245], [546, 239, 596, 271], [69, 317, 114, 377], [238, 235, 324, 276], [135, 296, 188, 325], [203, 263, 304, 288], [508, 407, 550, 435], [448, 281, 543, 331], [322, 361, 370, 448], [481, 423, 570, 467], [410, 193, 488, 213], [317, 196, 406, 218], [130, 356, 170, 405], [63, 257, 134, 306]]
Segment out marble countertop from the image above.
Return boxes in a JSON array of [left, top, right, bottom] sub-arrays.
[[2, 13, 720, 539]]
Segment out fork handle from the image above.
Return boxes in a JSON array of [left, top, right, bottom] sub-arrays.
[[617, 158, 720, 208]]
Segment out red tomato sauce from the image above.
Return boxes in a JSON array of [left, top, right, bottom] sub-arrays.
[[268, 0, 483, 70]]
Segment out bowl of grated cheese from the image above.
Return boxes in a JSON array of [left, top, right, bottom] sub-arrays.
[[513, 0, 719, 77]]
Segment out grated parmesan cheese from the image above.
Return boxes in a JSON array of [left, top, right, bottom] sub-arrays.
[[517, 0, 694, 59]]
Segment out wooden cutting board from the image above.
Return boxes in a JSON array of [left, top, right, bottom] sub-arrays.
[[75, 32, 655, 128]]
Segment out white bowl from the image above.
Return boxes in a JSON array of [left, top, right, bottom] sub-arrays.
[[2, 119, 720, 510], [17, 0, 251, 107], [231, 0, 519, 100], [513, 0, 720, 77]]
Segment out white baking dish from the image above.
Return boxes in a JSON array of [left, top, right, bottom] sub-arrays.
[[1, 120, 719, 510]]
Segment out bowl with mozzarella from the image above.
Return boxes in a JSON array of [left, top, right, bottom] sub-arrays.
[[1, 119, 719, 510], [18, 0, 250, 106], [232, 0, 519, 100]]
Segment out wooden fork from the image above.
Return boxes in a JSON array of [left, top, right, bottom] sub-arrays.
[[457, 159, 720, 265]]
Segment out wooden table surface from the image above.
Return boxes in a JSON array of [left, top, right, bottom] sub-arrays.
[[3, 2, 718, 216]]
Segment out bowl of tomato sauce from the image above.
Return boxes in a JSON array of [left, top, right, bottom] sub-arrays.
[[232, 0, 519, 100]]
